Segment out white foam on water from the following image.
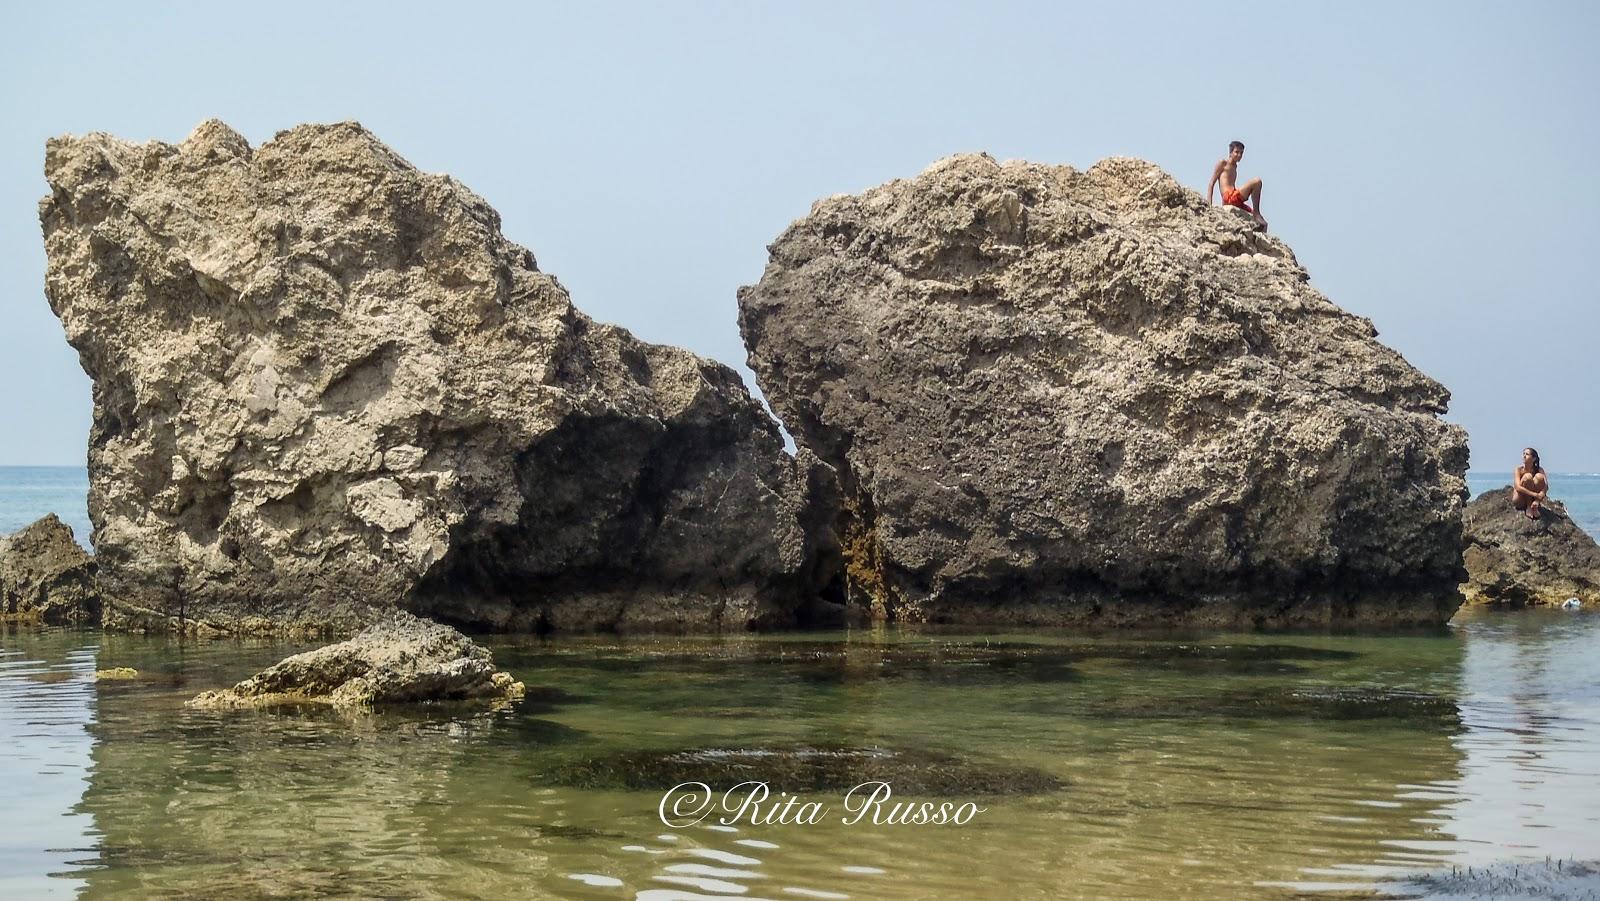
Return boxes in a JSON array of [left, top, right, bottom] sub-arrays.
[[840, 866, 885, 875], [566, 873, 624, 887]]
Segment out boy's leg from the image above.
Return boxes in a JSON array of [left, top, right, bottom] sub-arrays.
[[1241, 178, 1267, 227], [1242, 178, 1263, 214]]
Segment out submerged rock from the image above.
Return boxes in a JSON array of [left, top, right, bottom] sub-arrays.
[[1037, 685, 1460, 726], [41, 120, 832, 636], [188, 611, 523, 709], [739, 154, 1469, 627], [1388, 858, 1599, 899], [547, 744, 1061, 795], [95, 667, 139, 680], [0, 514, 100, 625], [1461, 487, 1600, 606]]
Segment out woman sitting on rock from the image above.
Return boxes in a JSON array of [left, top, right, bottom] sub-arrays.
[[1512, 447, 1549, 520]]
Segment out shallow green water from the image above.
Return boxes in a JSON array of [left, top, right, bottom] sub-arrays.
[[2, 609, 1597, 900]]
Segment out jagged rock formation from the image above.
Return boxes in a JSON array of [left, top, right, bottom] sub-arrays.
[[739, 154, 1469, 627], [42, 120, 832, 636], [188, 610, 523, 708], [0, 515, 100, 625], [1461, 487, 1600, 606]]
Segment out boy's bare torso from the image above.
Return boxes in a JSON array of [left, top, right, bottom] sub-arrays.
[[1217, 158, 1238, 191]]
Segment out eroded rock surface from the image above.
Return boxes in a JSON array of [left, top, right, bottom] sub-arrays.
[[739, 154, 1468, 627], [41, 120, 831, 635], [1461, 487, 1600, 606], [0, 515, 100, 625], [188, 610, 523, 708]]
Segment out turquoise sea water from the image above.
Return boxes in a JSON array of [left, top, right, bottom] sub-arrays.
[[2, 468, 1598, 898], [4, 467, 1596, 547], [0, 467, 91, 543], [3, 610, 1599, 899]]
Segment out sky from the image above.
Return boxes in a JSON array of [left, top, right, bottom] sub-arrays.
[[1, 1, 1595, 471]]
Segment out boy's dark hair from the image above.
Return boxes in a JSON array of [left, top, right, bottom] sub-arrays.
[[1228, 140, 1245, 152]]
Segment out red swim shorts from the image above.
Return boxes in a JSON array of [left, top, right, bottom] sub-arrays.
[[1222, 187, 1250, 209]]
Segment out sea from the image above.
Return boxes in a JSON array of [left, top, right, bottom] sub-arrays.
[[2, 466, 1596, 546], [3, 466, 1599, 898], [0, 466, 91, 543]]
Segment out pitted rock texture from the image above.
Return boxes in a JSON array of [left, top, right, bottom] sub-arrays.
[[187, 611, 523, 708], [0, 515, 100, 625], [42, 120, 828, 636], [739, 154, 1468, 627], [1461, 487, 1600, 606]]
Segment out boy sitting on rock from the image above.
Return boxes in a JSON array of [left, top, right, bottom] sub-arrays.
[[1208, 140, 1267, 230]]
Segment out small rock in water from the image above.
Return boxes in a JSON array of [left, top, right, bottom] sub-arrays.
[[187, 610, 524, 709], [95, 667, 139, 680], [0, 515, 99, 625], [1461, 488, 1600, 607]]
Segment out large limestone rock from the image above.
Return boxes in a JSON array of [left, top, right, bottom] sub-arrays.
[[0, 514, 100, 625], [739, 154, 1468, 627], [42, 120, 829, 635], [187, 610, 523, 708], [1461, 487, 1600, 606]]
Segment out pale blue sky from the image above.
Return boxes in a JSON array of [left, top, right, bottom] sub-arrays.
[[1, 1, 1595, 471]]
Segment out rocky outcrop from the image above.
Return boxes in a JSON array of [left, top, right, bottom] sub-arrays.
[[41, 120, 833, 636], [739, 154, 1469, 627], [188, 610, 523, 708], [0, 515, 100, 625], [1461, 487, 1600, 606]]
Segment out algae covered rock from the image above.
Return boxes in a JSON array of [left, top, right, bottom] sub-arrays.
[[739, 153, 1468, 627], [1461, 486, 1600, 606], [547, 744, 1061, 795], [188, 611, 523, 709], [41, 120, 828, 636], [0, 514, 100, 625]]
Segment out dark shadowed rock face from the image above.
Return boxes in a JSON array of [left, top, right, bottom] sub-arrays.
[[0, 515, 100, 625], [1461, 487, 1600, 606], [41, 120, 833, 636], [739, 154, 1468, 627]]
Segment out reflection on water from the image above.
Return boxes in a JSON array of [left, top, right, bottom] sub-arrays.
[[1415, 613, 1600, 869], [0, 631, 98, 899], [0, 610, 1596, 899]]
